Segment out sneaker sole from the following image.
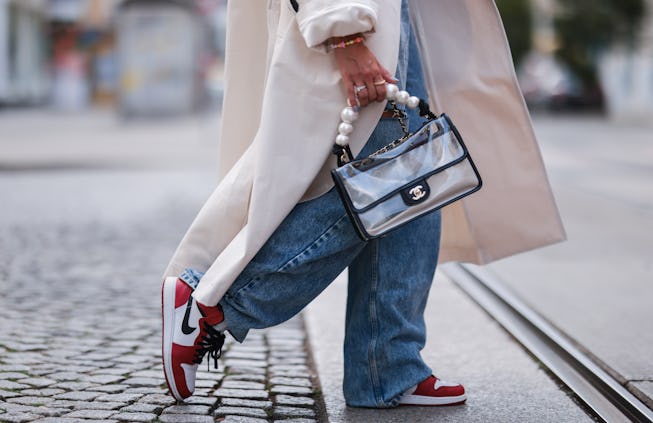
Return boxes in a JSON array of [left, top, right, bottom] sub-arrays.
[[162, 276, 184, 401], [398, 393, 467, 406]]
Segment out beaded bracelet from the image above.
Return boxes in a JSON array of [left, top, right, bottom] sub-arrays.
[[327, 34, 365, 50]]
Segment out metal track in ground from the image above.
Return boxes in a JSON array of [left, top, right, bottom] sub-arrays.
[[442, 263, 653, 423]]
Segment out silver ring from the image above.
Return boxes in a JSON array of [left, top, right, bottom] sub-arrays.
[[354, 85, 368, 93]]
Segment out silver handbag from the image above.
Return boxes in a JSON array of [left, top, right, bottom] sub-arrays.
[[331, 91, 482, 240]]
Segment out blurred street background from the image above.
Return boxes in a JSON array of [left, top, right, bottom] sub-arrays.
[[0, 0, 652, 422]]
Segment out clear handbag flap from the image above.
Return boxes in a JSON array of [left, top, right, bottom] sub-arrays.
[[333, 117, 467, 212]]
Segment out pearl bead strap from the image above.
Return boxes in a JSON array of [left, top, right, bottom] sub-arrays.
[[335, 83, 421, 147]]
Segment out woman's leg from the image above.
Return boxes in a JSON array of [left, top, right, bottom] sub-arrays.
[[342, 15, 443, 406], [180, 118, 407, 343], [343, 211, 441, 407]]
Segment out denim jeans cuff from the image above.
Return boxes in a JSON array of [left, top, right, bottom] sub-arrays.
[[219, 297, 251, 343]]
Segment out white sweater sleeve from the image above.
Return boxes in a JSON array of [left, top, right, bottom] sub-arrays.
[[295, 0, 379, 51]]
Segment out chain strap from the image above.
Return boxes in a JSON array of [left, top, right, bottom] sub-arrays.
[[333, 84, 436, 166], [332, 83, 435, 166]]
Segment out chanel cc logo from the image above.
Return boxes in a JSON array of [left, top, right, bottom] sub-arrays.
[[409, 185, 426, 201]]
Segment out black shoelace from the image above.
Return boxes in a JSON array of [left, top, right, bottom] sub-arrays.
[[193, 322, 225, 370]]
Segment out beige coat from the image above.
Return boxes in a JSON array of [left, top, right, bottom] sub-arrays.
[[164, 0, 566, 306]]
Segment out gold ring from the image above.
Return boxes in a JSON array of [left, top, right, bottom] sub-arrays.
[[373, 80, 386, 86]]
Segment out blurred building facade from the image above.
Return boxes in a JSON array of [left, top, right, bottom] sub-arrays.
[[599, 0, 653, 120], [0, 0, 49, 105], [0, 0, 224, 114], [116, 0, 211, 117], [1, 0, 650, 119]]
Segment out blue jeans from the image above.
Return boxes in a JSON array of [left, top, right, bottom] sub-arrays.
[[182, 1, 440, 408]]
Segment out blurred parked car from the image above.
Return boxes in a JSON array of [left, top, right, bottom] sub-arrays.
[[517, 52, 591, 110]]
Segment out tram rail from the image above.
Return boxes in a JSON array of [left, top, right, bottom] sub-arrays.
[[443, 263, 653, 423]]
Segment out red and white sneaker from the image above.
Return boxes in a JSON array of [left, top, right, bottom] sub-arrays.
[[398, 375, 466, 406], [162, 277, 225, 401]]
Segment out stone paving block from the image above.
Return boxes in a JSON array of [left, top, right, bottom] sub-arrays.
[[227, 346, 268, 354], [20, 388, 65, 396], [81, 353, 119, 361], [184, 396, 218, 406], [96, 392, 144, 402], [269, 357, 307, 365], [15, 378, 56, 388], [32, 406, 69, 417], [223, 351, 267, 361], [194, 388, 217, 397], [89, 368, 129, 376], [47, 399, 79, 408], [0, 380, 29, 390], [120, 402, 162, 413], [122, 377, 163, 386], [123, 386, 168, 394], [0, 402, 34, 413], [269, 377, 312, 387], [0, 389, 21, 399], [63, 408, 116, 419], [0, 342, 46, 352], [129, 370, 162, 379], [162, 404, 211, 414], [50, 365, 94, 374], [269, 350, 307, 358], [225, 366, 267, 375], [0, 372, 30, 379], [56, 381, 97, 391], [111, 411, 157, 422], [112, 355, 155, 364], [43, 372, 80, 381], [138, 393, 177, 405], [274, 394, 315, 407], [223, 359, 267, 368], [221, 398, 273, 409], [222, 374, 265, 383], [271, 385, 313, 395], [269, 370, 309, 378], [220, 416, 268, 423], [54, 391, 103, 401], [92, 384, 128, 393], [268, 341, 304, 348], [273, 419, 317, 423], [73, 401, 125, 410], [214, 405, 269, 419], [194, 370, 225, 381], [220, 380, 266, 390], [0, 365, 29, 372], [270, 364, 309, 372], [193, 378, 219, 389], [158, 414, 214, 423], [81, 374, 125, 384], [31, 419, 118, 423], [0, 412, 40, 422], [6, 396, 55, 406], [214, 388, 269, 399], [273, 405, 316, 419]]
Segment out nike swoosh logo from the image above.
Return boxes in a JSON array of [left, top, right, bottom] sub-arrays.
[[181, 296, 196, 335]]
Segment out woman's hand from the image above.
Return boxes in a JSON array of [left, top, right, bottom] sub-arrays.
[[333, 42, 396, 108]]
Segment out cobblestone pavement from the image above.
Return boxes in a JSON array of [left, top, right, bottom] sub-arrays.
[[0, 169, 325, 423]]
